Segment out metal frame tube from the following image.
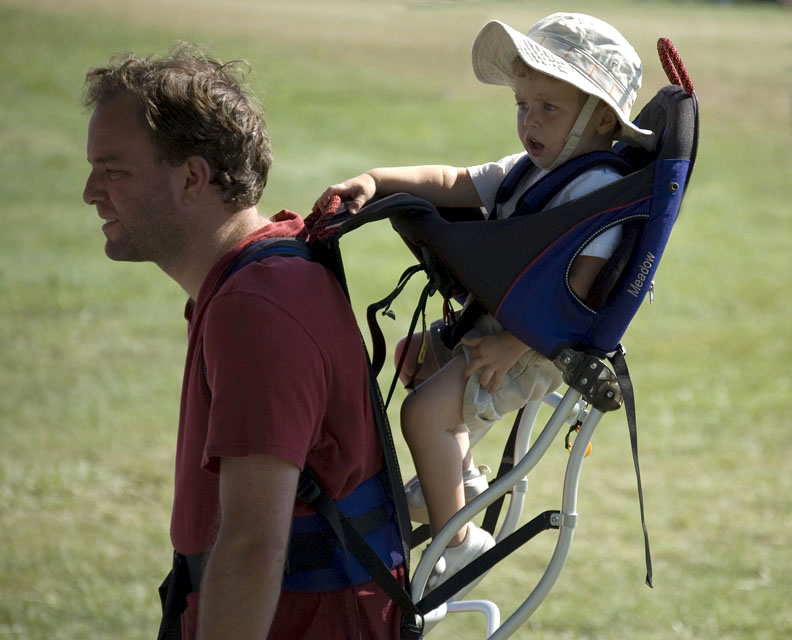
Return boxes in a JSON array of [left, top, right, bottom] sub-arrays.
[[412, 389, 603, 639], [488, 407, 603, 639], [412, 389, 582, 600]]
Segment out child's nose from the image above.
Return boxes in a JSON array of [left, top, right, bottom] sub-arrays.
[[522, 108, 538, 127]]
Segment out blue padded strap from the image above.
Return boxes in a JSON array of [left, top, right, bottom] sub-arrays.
[[285, 469, 408, 595], [493, 154, 537, 215], [214, 238, 312, 295], [512, 151, 634, 217]]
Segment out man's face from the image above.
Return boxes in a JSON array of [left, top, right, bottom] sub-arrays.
[[83, 94, 186, 265]]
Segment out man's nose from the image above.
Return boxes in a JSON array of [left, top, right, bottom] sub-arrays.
[[83, 170, 101, 205]]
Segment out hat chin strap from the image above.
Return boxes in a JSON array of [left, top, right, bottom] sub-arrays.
[[546, 95, 600, 171]]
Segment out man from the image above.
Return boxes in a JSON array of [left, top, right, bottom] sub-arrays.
[[82, 44, 404, 639]]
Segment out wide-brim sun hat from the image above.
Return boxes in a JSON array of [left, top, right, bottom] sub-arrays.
[[472, 13, 656, 150]]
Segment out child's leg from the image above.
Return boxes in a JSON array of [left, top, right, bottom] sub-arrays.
[[396, 329, 474, 467], [394, 332, 440, 386], [401, 354, 470, 546], [394, 320, 453, 387]]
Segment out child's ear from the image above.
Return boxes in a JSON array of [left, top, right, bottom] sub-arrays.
[[596, 106, 619, 137]]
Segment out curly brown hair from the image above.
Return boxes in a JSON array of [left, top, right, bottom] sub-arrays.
[[83, 43, 272, 211]]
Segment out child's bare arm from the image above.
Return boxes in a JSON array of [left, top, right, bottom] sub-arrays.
[[313, 166, 482, 214], [568, 255, 608, 300]]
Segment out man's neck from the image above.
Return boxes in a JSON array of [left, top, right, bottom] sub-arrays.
[[163, 206, 269, 300]]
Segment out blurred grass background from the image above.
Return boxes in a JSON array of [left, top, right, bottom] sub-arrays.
[[0, 0, 790, 638]]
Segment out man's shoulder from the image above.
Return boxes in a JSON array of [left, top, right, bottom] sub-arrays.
[[223, 254, 337, 305]]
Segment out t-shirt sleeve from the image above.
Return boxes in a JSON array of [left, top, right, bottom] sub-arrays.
[[201, 289, 327, 473], [467, 152, 526, 215], [548, 167, 625, 259]]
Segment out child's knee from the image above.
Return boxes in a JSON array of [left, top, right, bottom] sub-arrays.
[[400, 391, 423, 439], [394, 334, 419, 385], [395, 331, 444, 387], [394, 335, 409, 368]]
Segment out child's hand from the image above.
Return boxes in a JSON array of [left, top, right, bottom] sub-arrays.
[[313, 173, 376, 215], [460, 331, 530, 393]]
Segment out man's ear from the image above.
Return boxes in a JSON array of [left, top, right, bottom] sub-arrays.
[[179, 156, 212, 205], [596, 106, 619, 137]]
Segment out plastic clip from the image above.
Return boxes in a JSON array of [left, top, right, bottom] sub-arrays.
[[565, 422, 592, 457]]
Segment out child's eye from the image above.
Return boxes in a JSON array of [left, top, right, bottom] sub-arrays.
[[515, 102, 528, 111], [543, 103, 557, 112]]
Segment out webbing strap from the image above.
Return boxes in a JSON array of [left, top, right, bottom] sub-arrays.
[[363, 360, 414, 572], [286, 504, 392, 574], [196, 232, 416, 608], [610, 347, 653, 587], [415, 510, 559, 614], [383, 276, 435, 410], [410, 524, 430, 550], [157, 551, 205, 640], [366, 264, 426, 378], [311, 237, 419, 615], [481, 405, 524, 535]]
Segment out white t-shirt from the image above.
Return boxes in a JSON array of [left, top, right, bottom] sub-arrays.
[[468, 152, 623, 259]]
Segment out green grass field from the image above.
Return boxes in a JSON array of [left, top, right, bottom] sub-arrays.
[[1, 0, 790, 638]]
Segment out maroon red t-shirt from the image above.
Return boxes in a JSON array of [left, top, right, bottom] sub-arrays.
[[171, 210, 402, 639]]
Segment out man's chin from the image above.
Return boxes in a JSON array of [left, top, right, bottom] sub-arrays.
[[104, 242, 146, 262]]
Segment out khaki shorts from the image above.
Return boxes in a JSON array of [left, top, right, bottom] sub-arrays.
[[454, 314, 563, 446]]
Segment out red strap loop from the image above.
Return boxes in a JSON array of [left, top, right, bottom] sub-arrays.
[[303, 194, 342, 241], [657, 38, 694, 97]]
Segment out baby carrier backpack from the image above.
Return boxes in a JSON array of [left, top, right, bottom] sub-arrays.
[[160, 39, 698, 640]]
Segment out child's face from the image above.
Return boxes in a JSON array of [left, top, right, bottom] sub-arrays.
[[513, 70, 589, 169]]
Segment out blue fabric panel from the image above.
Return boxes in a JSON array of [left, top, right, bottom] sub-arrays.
[[283, 472, 404, 592], [494, 157, 689, 357], [586, 159, 689, 351]]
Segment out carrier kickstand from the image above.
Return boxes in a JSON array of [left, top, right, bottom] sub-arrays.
[[414, 353, 613, 638]]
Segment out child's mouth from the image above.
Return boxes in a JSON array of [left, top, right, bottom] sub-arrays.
[[528, 138, 544, 155]]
